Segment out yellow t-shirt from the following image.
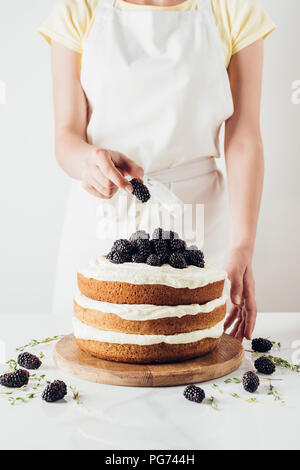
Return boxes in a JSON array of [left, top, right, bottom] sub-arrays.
[[39, 0, 275, 67]]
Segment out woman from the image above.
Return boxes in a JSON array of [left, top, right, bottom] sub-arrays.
[[39, 0, 275, 339]]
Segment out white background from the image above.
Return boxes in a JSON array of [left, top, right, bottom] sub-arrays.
[[0, 0, 299, 315]]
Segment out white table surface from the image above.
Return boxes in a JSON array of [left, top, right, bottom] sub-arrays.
[[0, 313, 300, 450]]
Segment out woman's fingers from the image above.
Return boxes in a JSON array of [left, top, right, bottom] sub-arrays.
[[90, 177, 118, 199], [96, 149, 133, 192], [228, 307, 243, 337], [227, 261, 245, 307], [235, 308, 246, 342], [224, 304, 239, 331], [82, 182, 105, 199], [243, 268, 257, 340], [118, 154, 144, 181]]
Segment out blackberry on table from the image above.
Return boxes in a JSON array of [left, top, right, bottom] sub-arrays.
[[0, 369, 29, 388], [18, 352, 42, 370], [252, 338, 273, 353], [132, 253, 145, 263], [42, 380, 67, 403], [184, 384, 205, 403], [130, 179, 151, 203], [112, 239, 133, 256], [134, 238, 152, 259], [146, 254, 162, 267], [169, 252, 187, 269], [129, 230, 150, 242], [242, 371, 260, 393], [170, 238, 186, 253], [254, 356, 276, 375]]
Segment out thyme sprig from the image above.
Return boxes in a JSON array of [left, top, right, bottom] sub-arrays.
[[16, 335, 65, 352], [246, 350, 300, 373], [224, 378, 241, 384], [212, 384, 258, 403], [207, 396, 218, 410]]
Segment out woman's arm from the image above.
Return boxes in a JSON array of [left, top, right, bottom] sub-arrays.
[[51, 41, 143, 198], [224, 39, 264, 341]]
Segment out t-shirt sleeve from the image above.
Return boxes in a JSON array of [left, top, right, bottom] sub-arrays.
[[227, 0, 276, 56], [38, 0, 97, 54]]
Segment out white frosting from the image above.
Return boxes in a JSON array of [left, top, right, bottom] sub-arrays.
[[75, 290, 227, 321], [73, 316, 225, 345], [79, 256, 227, 289]]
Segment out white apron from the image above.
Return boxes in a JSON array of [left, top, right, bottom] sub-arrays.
[[52, 0, 233, 316]]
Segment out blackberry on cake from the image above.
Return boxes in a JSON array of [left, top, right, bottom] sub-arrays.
[[129, 230, 150, 242], [254, 356, 276, 375], [108, 250, 131, 264], [134, 238, 152, 259], [152, 238, 169, 257], [112, 239, 133, 256], [170, 238, 186, 252], [146, 254, 162, 266], [169, 252, 187, 269], [243, 371, 260, 393], [132, 253, 145, 263], [184, 384, 205, 403], [0, 369, 29, 388], [185, 250, 205, 268], [42, 380, 67, 403], [252, 338, 273, 353], [18, 352, 42, 370], [130, 179, 151, 203]]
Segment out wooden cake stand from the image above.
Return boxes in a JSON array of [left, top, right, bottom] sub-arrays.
[[53, 333, 244, 387]]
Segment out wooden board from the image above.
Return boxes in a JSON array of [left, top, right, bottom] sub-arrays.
[[53, 334, 244, 387]]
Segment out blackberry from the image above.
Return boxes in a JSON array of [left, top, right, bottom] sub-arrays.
[[183, 384, 205, 404], [254, 356, 276, 375], [109, 251, 131, 264], [186, 250, 204, 268], [252, 338, 273, 353], [106, 250, 115, 261], [42, 380, 67, 403], [134, 238, 152, 259], [169, 252, 187, 269], [130, 179, 151, 203], [170, 238, 186, 253], [112, 239, 133, 256], [18, 352, 42, 370], [0, 369, 29, 388], [132, 253, 145, 263], [129, 230, 150, 242], [152, 238, 169, 257], [242, 371, 260, 393], [146, 254, 162, 267]]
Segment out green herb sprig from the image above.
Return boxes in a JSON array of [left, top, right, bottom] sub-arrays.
[[16, 335, 65, 352]]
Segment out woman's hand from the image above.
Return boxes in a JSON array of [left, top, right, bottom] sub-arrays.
[[224, 247, 257, 341], [82, 148, 144, 199]]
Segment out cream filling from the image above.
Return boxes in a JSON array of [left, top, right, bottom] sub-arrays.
[[79, 256, 227, 289], [75, 290, 227, 321], [73, 316, 225, 345]]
